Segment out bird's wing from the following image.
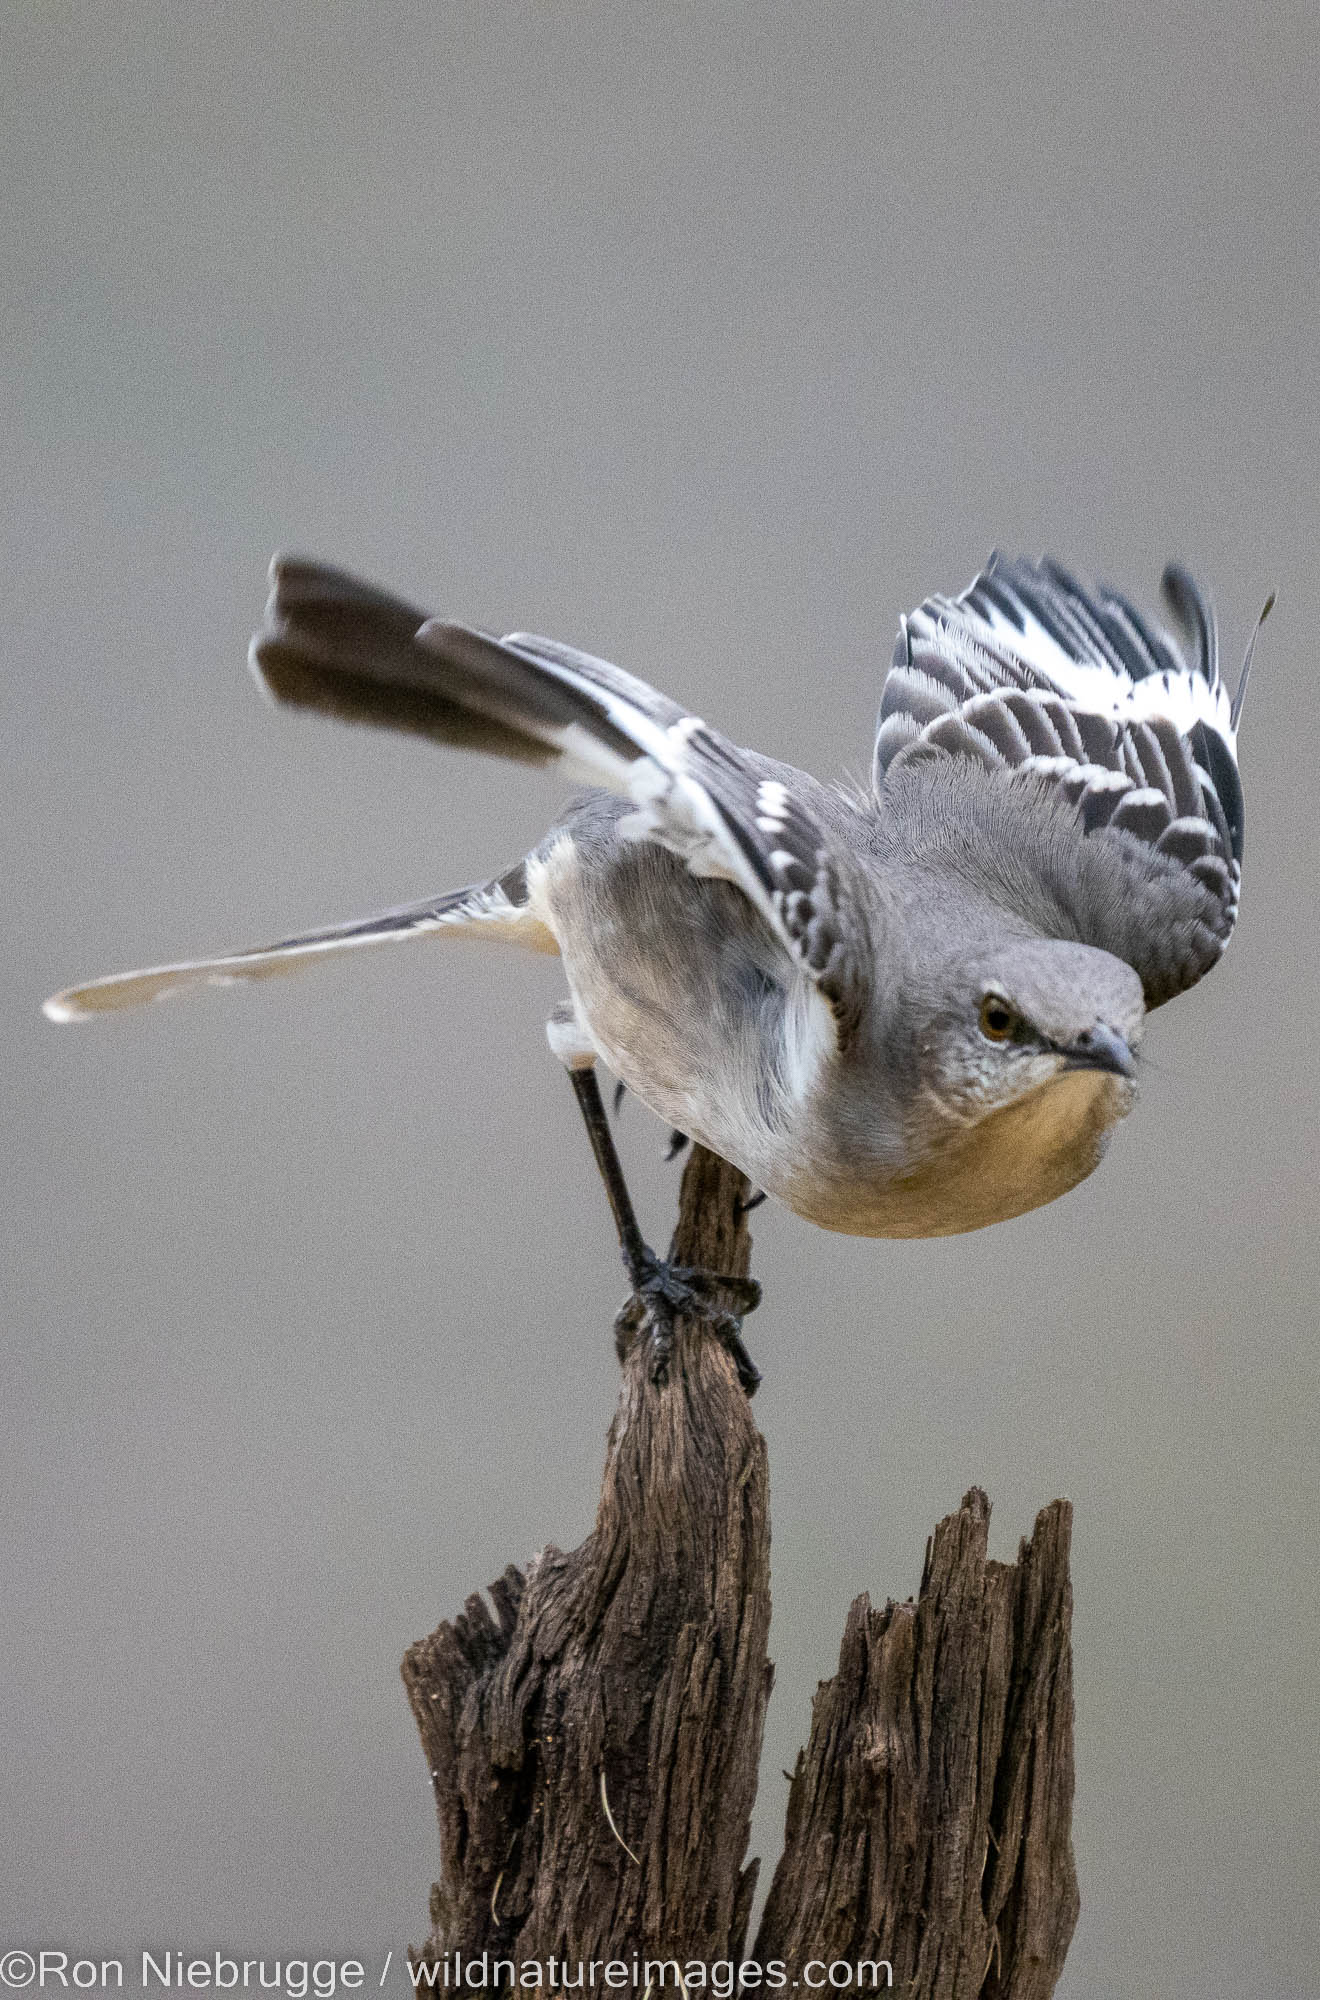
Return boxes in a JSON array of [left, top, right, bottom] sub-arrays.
[[42, 873, 549, 1023], [260, 559, 873, 1039], [47, 559, 870, 1035], [876, 554, 1252, 1005], [480, 643, 872, 1040]]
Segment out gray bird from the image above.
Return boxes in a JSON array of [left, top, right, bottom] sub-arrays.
[[45, 554, 1263, 1389]]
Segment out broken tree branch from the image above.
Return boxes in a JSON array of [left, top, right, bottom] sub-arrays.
[[402, 1144, 1078, 1998]]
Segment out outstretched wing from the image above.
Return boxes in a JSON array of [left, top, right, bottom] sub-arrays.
[[876, 553, 1252, 1005], [435, 636, 871, 1041], [43, 871, 550, 1023], [46, 558, 870, 1037], [254, 558, 871, 1035]]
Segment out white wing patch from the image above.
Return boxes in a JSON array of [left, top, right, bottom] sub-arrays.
[[877, 554, 1255, 1004], [755, 779, 792, 832], [962, 589, 1234, 741]]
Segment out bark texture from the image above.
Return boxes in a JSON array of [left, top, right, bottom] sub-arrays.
[[403, 1144, 1078, 1998], [402, 1145, 771, 1973], [753, 1490, 1078, 2000]]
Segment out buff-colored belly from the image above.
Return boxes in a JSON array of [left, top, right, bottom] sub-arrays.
[[779, 1069, 1134, 1238]]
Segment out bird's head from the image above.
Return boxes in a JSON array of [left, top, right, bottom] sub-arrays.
[[914, 937, 1144, 1117], [878, 935, 1147, 1234]]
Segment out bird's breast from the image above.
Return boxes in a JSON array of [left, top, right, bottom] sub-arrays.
[[777, 1067, 1135, 1238]]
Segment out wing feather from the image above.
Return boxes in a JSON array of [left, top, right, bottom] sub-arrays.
[[256, 560, 871, 1039], [878, 554, 1250, 1004], [43, 871, 545, 1023]]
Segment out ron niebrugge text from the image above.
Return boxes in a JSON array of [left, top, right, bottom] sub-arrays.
[[0, 1952, 894, 1996]]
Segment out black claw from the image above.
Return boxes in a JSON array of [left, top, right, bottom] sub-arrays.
[[665, 1129, 689, 1161], [718, 1324, 762, 1397], [612, 1079, 627, 1116], [736, 1189, 767, 1215], [613, 1247, 761, 1395]]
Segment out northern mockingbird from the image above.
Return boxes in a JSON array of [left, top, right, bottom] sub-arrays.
[[46, 553, 1264, 1389]]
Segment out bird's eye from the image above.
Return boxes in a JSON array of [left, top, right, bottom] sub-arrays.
[[978, 994, 1019, 1043]]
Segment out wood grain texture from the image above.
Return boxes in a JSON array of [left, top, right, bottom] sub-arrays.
[[403, 1145, 771, 1974], [754, 1489, 1078, 1999], [403, 1145, 1078, 1997]]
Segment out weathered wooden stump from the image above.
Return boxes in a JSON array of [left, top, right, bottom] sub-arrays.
[[403, 1146, 1078, 1999]]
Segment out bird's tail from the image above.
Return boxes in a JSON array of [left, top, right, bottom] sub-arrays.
[[42, 864, 553, 1024], [46, 551, 682, 1024], [249, 554, 661, 785]]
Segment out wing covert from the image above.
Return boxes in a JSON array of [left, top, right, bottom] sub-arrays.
[[497, 639, 869, 1033], [614, 724, 872, 1041], [491, 631, 870, 1035], [876, 554, 1253, 1005]]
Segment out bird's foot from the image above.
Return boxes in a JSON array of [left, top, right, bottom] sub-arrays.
[[614, 1248, 762, 1396]]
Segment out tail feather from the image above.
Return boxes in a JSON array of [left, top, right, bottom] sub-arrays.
[[47, 552, 702, 1026], [42, 867, 553, 1024], [252, 556, 640, 779]]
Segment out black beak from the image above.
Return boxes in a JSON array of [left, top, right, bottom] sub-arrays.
[[1060, 1023, 1137, 1080]]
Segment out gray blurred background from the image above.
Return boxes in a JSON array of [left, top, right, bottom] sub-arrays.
[[4, 4, 1318, 1994]]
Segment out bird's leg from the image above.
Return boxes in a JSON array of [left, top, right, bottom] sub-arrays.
[[566, 1065, 761, 1394], [567, 1064, 653, 1284]]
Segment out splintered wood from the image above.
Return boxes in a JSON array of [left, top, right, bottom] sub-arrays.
[[403, 1146, 1077, 2000]]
